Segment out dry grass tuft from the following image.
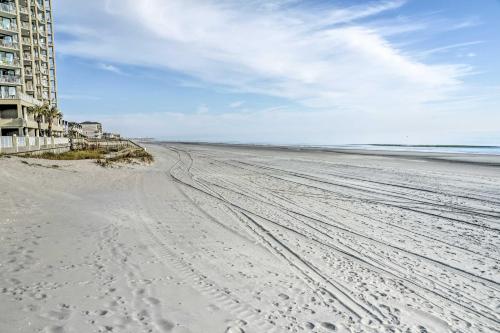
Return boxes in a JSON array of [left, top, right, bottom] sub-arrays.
[[24, 149, 105, 160], [96, 149, 154, 167]]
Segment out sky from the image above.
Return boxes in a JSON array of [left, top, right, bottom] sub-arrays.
[[53, 0, 500, 145]]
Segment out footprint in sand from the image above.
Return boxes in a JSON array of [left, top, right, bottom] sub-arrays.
[[155, 319, 175, 332], [225, 319, 247, 333], [278, 293, 290, 301], [41, 304, 72, 321], [321, 322, 336, 331], [145, 297, 161, 306], [304, 322, 315, 330], [44, 326, 65, 333]]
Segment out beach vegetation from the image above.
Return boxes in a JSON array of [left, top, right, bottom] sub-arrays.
[[96, 148, 154, 167], [44, 105, 63, 137], [24, 149, 105, 160], [27, 103, 63, 137], [27, 103, 48, 135]]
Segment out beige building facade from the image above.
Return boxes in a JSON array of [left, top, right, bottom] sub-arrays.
[[0, 0, 61, 136], [81, 121, 102, 139]]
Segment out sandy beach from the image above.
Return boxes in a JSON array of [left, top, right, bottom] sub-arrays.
[[1, 143, 499, 333]]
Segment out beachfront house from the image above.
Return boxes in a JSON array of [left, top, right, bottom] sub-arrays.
[[68, 122, 83, 138], [102, 132, 121, 140], [81, 121, 103, 139], [0, 0, 61, 137]]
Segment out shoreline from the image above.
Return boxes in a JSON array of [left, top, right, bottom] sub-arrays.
[[152, 141, 500, 166]]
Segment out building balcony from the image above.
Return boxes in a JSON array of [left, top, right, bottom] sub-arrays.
[[0, 117, 24, 128], [0, 24, 19, 34], [19, 6, 29, 15], [0, 58, 22, 68], [34, 41, 47, 49], [0, 3, 17, 17], [33, 0, 43, 11], [0, 40, 19, 51], [0, 75, 22, 85], [0, 91, 43, 106]]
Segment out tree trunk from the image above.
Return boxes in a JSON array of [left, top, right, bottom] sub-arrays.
[[37, 115, 41, 136]]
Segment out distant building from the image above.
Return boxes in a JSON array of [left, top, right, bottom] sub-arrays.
[[102, 132, 121, 140], [68, 122, 83, 138], [81, 121, 102, 139]]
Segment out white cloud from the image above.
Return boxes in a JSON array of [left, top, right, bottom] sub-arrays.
[[196, 104, 209, 114], [229, 101, 245, 108], [97, 63, 124, 75], [55, 0, 470, 114], [419, 41, 484, 57]]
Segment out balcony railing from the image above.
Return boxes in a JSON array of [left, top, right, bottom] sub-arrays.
[[0, 24, 18, 33], [0, 3, 16, 15], [21, 91, 43, 105], [0, 58, 21, 67], [20, 6, 29, 14], [0, 91, 43, 105], [0, 93, 17, 99], [21, 21, 30, 30], [0, 40, 19, 50], [0, 75, 22, 84]]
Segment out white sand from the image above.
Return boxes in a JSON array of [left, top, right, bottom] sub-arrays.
[[0, 143, 499, 333]]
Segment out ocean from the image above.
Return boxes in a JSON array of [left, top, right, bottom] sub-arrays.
[[314, 144, 500, 155]]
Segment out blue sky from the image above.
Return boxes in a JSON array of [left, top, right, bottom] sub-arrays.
[[54, 0, 500, 144]]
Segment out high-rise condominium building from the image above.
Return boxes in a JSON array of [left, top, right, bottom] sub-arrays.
[[0, 0, 60, 136]]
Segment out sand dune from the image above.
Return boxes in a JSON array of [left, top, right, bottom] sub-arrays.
[[1, 143, 499, 333]]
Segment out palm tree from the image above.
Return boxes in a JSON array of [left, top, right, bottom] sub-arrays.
[[43, 105, 63, 137], [27, 103, 48, 136]]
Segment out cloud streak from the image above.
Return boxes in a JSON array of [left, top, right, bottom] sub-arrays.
[[55, 0, 471, 114], [97, 63, 124, 75]]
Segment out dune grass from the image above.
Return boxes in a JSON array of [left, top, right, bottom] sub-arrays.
[[96, 148, 154, 167], [20, 146, 152, 166], [27, 149, 105, 160]]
